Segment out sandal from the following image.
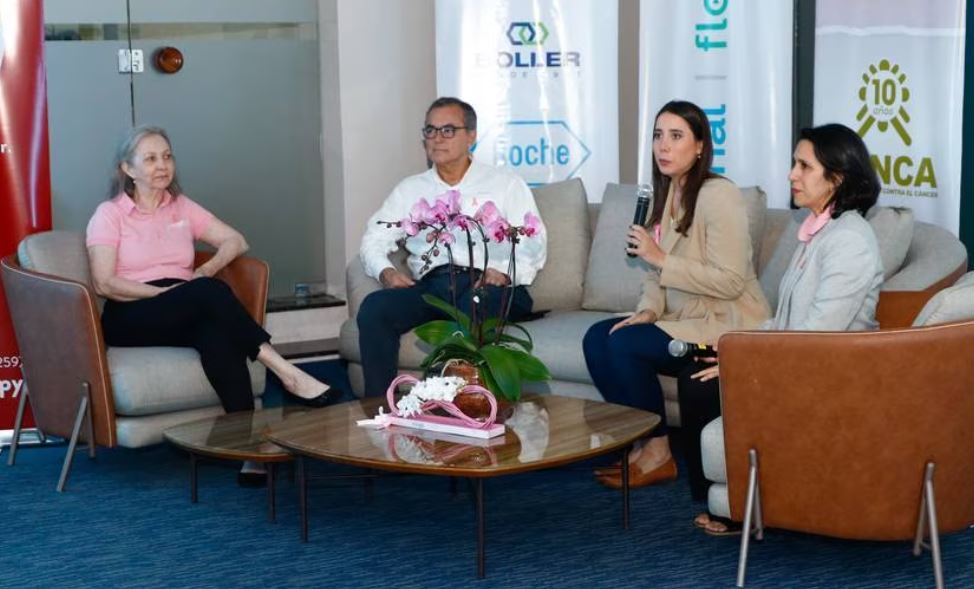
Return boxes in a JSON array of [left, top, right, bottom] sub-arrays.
[[693, 512, 710, 529], [694, 512, 742, 536]]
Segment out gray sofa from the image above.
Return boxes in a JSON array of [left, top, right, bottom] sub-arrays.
[[340, 178, 968, 425]]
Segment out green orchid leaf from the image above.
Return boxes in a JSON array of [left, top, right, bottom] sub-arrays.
[[478, 366, 505, 400], [507, 349, 551, 381], [480, 318, 534, 352], [422, 294, 471, 331], [414, 320, 464, 345], [495, 333, 533, 352], [480, 344, 522, 402], [420, 343, 480, 371], [501, 322, 534, 347]]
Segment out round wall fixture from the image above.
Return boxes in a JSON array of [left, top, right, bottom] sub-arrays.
[[154, 47, 184, 74]]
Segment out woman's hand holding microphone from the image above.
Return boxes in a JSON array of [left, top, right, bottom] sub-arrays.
[[626, 224, 666, 267]]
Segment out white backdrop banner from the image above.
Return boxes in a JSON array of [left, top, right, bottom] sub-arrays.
[[814, 0, 966, 233], [639, 0, 793, 208], [436, 0, 618, 201]]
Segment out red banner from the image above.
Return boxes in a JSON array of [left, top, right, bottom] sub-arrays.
[[0, 1, 52, 429]]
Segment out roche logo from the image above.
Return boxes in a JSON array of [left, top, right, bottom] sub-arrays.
[[490, 120, 591, 187], [857, 59, 912, 146], [507, 22, 549, 46]]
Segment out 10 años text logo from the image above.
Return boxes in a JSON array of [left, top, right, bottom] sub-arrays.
[[856, 59, 937, 196]]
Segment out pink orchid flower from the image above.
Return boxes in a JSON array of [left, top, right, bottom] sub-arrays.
[[409, 198, 433, 224], [429, 200, 451, 224], [437, 232, 456, 246], [401, 219, 420, 236], [443, 189, 462, 216], [521, 212, 541, 237], [474, 201, 501, 226], [486, 219, 511, 243], [449, 215, 473, 231]]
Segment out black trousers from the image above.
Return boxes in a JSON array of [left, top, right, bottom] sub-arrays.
[[676, 361, 723, 503], [101, 277, 271, 413], [356, 266, 533, 397]]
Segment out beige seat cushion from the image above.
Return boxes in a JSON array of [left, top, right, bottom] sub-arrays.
[[581, 183, 652, 312], [739, 186, 767, 270], [17, 230, 93, 286], [109, 347, 265, 416], [867, 206, 914, 280], [913, 271, 974, 326], [528, 178, 591, 311]]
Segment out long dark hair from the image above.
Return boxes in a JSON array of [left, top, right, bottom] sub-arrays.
[[648, 100, 716, 235], [798, 124, 880, 217]]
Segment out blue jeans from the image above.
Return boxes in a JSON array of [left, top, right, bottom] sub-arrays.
[[357, 267, 533, 396], [582, 317, 690, 437]]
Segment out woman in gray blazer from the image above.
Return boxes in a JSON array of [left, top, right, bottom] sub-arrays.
[[682, 123, 885, 535]]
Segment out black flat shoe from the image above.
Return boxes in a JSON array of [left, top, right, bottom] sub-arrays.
[[286, 386, 342, 407], [237, 471, 267, 488]]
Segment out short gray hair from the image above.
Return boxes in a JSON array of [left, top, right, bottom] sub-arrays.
[[109, 125, 182, 198], [425, 97, 477, 132]]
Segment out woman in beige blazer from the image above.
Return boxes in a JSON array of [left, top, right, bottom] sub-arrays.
[[584, 100, 770, 489]]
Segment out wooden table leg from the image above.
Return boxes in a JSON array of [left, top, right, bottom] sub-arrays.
[[475, 478, 486, 579], [298, 456, 308, 542], [267, 462, 277, 523], [622, 446, 630, 530]]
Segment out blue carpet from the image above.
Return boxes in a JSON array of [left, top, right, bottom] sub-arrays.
[[1, 360, 971, 588]]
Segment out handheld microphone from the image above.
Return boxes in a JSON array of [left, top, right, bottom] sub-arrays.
[[667, 339, 717, 359], [626, 184, 653, 258]]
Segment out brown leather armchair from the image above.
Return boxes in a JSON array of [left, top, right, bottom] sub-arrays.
[[717, 319, 974, 587], [1, 230, 268, 491]]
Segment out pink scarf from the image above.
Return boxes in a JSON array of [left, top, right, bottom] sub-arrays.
[[797, 206, 834, 243]]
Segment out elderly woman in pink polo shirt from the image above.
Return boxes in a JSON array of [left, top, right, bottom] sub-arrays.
[[86, 125, 336, 486]]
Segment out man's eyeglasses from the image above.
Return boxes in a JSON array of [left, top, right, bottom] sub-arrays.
[[422, 124, 467, 139]]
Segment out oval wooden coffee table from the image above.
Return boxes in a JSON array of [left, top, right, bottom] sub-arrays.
[[266, 395, 660, 578], [164, 407, 302, 522]]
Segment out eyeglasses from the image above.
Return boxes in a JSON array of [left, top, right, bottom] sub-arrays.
[[422, 124, 467, 139]]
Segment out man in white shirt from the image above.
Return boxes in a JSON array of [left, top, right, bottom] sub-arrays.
[[357, 97, 547, 396]]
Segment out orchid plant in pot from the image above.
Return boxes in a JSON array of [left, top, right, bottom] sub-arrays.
[[378, 189, 550, 404]]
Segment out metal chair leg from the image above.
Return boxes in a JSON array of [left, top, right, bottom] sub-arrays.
[[913, 470, 929, 557], [737, 449, 760, 588], [56, 385, 91, 492], [925, 466, 945, 589], [7, 381, 29, 466], [911, 462, 945, 589], [753, 465, 765, 541]]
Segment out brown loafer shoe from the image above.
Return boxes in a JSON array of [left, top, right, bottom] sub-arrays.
[[597, 457, 678, 489], [592, 460, 622, 477]]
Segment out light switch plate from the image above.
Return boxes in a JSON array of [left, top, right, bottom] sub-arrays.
[[117, 49, 144, 73]]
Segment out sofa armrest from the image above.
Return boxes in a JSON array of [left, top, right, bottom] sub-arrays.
[[346, 254, 382, 318], [1, 255, 118, 447], [195, 252, 268, 325], [876, 290, 939, 328], [883, 222, 967, 291]]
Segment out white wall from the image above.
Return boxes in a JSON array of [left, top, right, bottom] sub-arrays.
[[320, 0, 436, 296]]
